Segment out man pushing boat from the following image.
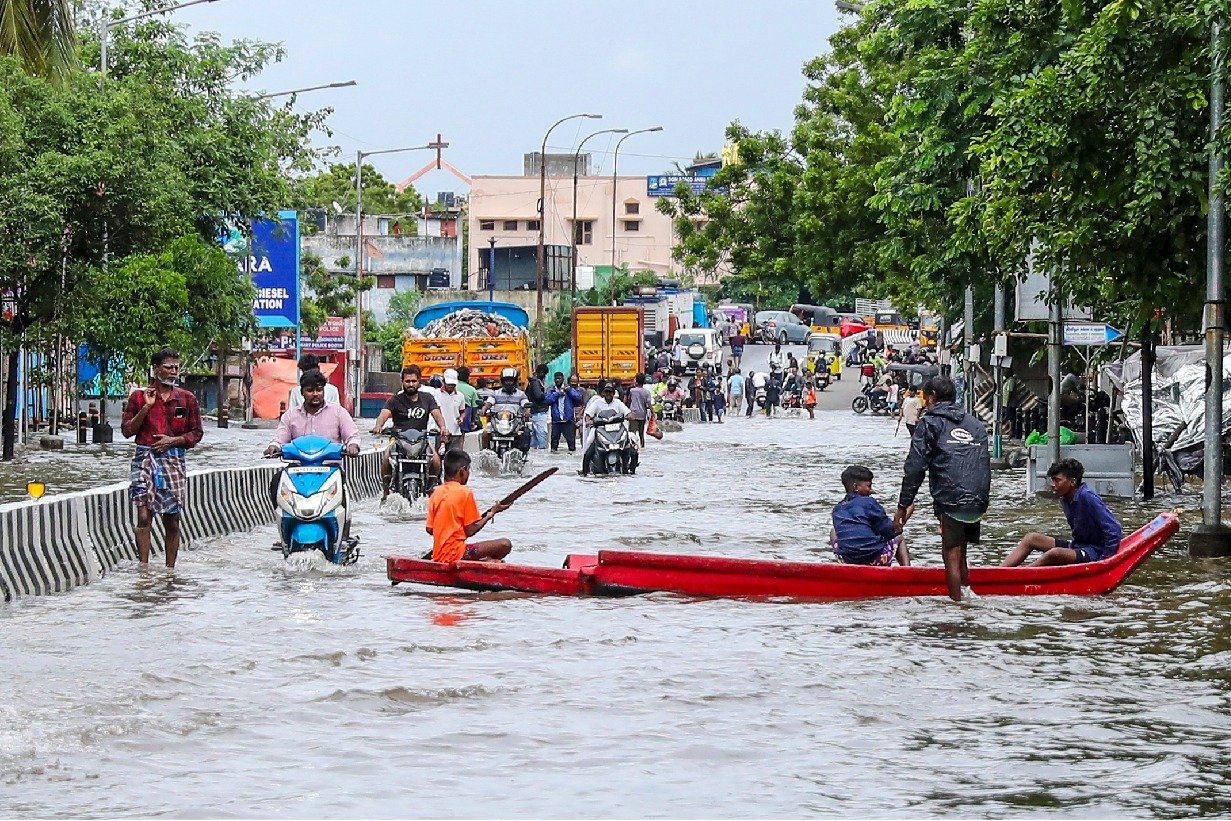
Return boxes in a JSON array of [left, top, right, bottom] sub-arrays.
[[895, 376, 991, 602]]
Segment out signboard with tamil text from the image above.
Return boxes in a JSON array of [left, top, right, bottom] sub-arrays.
[[268, 316, 347, 352], [1063, 322, 1122, 346]]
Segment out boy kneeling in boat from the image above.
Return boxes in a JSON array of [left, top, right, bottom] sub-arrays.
[[830, 465, 912, 566], [1001, 458, 1122, 567], [426, 450, 512, 563]]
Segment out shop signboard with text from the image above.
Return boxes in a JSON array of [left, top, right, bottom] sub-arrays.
[[220, 210, 300, 329]]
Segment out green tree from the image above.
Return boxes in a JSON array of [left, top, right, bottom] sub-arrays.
[[365, 288, 421, 371], [0, 0, 75, 81], [293, 162, 424, 218], [0, 6, 332, 457], [298, 250, 369, 339], [967, 0, 1208, 330]]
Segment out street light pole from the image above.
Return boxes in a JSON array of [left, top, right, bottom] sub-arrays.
[[610, 126, 663, 303], [536, 113, 601, 365], [252, 80, 356, 101], [353, 142, 438, 407], [572, 128, 627, 305], [1192, 18, 1231, 556], [100, 0, 222, 81]]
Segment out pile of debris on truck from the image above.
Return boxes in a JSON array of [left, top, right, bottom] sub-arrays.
[[407, 308, 525, 339]]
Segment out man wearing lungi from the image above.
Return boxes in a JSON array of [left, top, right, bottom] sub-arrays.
[[121, 347, 203, 567]]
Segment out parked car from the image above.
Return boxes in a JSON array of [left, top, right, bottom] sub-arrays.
[[754, 310, 811, 345]]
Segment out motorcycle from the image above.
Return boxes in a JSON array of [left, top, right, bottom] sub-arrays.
[[273, 435, 358, 565], [660, 397, 682, 423], [781, 385, 804, 415], [486, 405, 528, 474], [384, 426, 436, 503], [591, 407, 637, 475], [851, 384, 890, 415]]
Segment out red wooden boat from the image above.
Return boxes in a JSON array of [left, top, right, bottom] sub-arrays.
[[386, 512, 1178, 600]]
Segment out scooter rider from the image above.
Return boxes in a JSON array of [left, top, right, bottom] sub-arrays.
[[369, 365, 450, 498], [661, 377, 686, 407], [480, 367, 532, 454], [579, 380, 638, 476], [264, 369, 362, 533]]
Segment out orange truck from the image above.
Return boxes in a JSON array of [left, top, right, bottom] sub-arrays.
[[401, 301, 530, 385], [573, 306, 645, 386]]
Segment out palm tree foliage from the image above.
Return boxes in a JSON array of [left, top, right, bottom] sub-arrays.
[[0, 0, 75, 81]]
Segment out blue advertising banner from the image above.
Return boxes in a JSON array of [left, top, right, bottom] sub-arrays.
[[647, 175, 712, 197], [221, 210, 300, 329]]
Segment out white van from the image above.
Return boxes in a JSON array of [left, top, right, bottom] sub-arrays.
[[673, 327, 725, 375]]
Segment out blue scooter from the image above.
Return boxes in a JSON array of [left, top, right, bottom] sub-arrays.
[[272, 435, 358, 565]]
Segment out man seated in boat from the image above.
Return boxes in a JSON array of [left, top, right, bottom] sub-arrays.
[[426, 450, 512, 563], [1001, 458, 1122, 567], [830, 465, 911, 566]]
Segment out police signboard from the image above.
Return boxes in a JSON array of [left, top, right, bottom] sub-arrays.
[[221, 210, 300, 329], [647, 175, 710, 197], [270, 316, 345, 352], [1063, 322, 1122, 346]]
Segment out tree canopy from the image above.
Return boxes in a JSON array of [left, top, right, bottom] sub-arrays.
[[659, 0, 1222, 331]]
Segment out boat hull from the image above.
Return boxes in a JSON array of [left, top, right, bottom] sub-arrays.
[[386, 513, 1178, 601]]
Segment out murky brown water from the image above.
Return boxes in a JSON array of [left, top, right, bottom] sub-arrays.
[[3, 354, 1230, 817]]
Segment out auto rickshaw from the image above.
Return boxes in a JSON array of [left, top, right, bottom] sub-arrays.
[[885, 361, 939, 389], [805, 334, 842, 388]]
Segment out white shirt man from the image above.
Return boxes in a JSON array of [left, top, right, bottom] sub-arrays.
[[582, 390, 632, 453], [288, 380, 340, 408], [434, 370, 467, 442]]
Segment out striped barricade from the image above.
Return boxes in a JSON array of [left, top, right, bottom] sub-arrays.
[[1, 449, 387, 603]]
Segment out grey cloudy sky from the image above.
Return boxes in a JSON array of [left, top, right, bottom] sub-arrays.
[[171, 0, 842, 194]]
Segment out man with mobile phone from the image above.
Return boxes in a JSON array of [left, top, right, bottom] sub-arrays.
[[120, 347, 203, 568]]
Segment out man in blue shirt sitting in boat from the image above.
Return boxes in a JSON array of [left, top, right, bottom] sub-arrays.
[[831, 465, 912, 566], [1001, 458, 1122, 567]]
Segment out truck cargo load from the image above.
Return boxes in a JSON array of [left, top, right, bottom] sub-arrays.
[[573, 306, 645, 386]]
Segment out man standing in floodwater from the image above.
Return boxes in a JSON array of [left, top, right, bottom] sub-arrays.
[[120, 347, 203, 568], [895, 375, 991, 601]]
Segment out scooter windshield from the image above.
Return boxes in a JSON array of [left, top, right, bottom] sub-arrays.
[[282, 435, 344, 465]]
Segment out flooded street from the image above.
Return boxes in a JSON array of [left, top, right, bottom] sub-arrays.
[[3, 351, 1231, 817]]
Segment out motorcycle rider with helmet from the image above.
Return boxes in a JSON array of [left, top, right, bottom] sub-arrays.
[[579, 380, 639, 476], [480, 367, 531, 455]]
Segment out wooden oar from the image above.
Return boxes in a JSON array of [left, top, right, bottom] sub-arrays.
[[491, 467, 558, 509], [419, 468, 559, 560]]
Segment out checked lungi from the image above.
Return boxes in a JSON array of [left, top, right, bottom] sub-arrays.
[[129, 445, 188, 515]]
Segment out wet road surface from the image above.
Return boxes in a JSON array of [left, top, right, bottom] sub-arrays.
[[2, 347, 1230, 817]]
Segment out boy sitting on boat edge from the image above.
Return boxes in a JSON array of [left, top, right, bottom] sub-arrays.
[[1001, 458, 1122, 567], [426, 450, 512, 563]]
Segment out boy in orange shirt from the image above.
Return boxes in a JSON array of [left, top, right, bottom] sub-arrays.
[[426, 450, 512, 562]]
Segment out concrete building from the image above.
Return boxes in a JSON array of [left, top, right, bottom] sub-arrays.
[[467, 171, 679, 291], [301, 211, 462, 322]]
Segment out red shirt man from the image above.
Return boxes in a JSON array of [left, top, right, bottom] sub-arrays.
[[120, 348, 202, 568]]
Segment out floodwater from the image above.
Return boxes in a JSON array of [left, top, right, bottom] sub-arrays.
[[3, 358, 1231, 817]]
